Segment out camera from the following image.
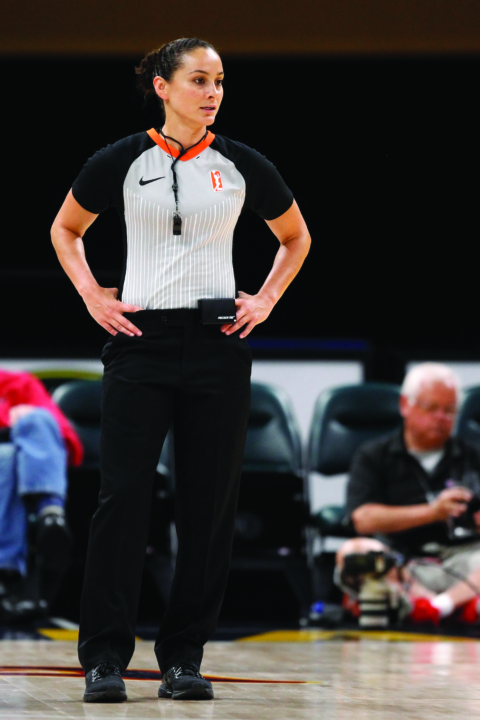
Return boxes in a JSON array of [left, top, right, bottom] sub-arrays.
[[443, 477, 480, 540], [450, 494, 480, 539], [341, 551, 402, 627]]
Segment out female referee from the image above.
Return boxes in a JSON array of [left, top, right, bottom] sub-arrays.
[[51, 37, 310, 703]]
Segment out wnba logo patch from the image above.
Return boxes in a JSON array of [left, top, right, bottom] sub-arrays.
[[210, 170, 223, 192]]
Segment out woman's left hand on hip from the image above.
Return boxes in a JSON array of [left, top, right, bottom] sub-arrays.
[[221, 291, 274, 339]]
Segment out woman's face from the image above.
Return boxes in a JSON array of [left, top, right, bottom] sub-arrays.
[[155, 47, 224, 128]]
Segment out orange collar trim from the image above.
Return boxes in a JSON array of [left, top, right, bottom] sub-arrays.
[[147, 128, 215, 162]]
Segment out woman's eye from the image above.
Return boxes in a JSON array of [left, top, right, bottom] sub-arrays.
[[194, 77, 205, 84], [215, 79, 223, 86]]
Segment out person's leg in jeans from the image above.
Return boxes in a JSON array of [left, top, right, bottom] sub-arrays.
[[9, 407, 70, 601], [0, 443, 28, 578], [0, 409, 68, 581], [11, 408, 68, 513], [155, 325, 251, 672]]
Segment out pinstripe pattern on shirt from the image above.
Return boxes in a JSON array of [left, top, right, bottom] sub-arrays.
[[121, 145, 245, 310]]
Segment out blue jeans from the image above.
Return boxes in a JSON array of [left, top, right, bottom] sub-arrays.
[[0, 409, 68, 575]]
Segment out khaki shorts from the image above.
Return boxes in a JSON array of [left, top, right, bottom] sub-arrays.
[[409, 541, 480, 595]]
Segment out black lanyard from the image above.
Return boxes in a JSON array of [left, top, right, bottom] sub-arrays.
[[159, 128, 208, 236]]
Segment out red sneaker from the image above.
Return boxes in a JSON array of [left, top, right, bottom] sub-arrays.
[[459, 597, 480, 624], [342, 592, 360, 618], [410, 597, 441, 625]]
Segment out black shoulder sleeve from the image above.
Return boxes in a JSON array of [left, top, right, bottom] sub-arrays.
[[72, 132, 154, 214], [212, 136, 294, 221], [345, 441, 388, 518], [72, 145, 116, 214]]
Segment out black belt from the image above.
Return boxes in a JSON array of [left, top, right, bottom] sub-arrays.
[[159, 309, 200, 326], [125, 300, 236, 327], [123, 309, 200, 327]]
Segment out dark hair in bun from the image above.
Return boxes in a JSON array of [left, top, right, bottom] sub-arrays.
[[136, 38, 217, 118]]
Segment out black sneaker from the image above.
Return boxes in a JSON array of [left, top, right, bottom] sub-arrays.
[[0, 595, 48, 623], [36, 511, 72, 605], [158, 664, 214, 700], [83, 663, 127, 703], [0, 570, 22, 600], [36, 511, 72, 574]]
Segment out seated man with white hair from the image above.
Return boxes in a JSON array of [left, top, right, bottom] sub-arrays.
[[337, 362, 480, 625]]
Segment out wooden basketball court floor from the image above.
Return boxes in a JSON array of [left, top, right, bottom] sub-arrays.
[[2, 627, 480, 719]]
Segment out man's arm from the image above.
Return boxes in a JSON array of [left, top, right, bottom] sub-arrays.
[[352, 503, 437, 535], [352, 487, 472, 535], [346, 439, 473, 536]]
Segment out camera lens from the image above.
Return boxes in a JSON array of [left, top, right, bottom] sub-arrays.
[[358, 577, 390, 628]]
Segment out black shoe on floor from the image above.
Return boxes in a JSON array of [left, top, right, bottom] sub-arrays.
[[0, 570, 22, 600], [36, 511, 72, 574], [0, 570, 48, 623], [0, 595, 48, 623], [84, 663, 127, 703], [158, 664, 214, 700]]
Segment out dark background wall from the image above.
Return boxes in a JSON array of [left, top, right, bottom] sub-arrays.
[[2, 0, 480, 55], [1, 53, 479, 367]]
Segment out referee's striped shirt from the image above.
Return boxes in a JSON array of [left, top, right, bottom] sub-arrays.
[[72, 129, 293, 310]]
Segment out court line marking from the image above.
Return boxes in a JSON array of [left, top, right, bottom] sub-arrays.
[[37, 629, 79, 641], [29, 627, 480, 644], [26, 627, 480, 644], [37, 629, 142, 642], [48, 617, 80, 631], [0, 666, 323, 684], [238, 629, 479, 642]]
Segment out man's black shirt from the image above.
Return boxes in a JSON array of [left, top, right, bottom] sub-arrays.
[[345, 430, 480, 556]]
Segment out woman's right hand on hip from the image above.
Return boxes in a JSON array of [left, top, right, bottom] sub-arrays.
[[83, 286, 144, 336]]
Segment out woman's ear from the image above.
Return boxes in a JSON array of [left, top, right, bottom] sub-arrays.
[[153, 76, 168, 101]]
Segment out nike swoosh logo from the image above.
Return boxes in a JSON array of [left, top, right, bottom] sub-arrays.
[[139, 176, 165, 186]]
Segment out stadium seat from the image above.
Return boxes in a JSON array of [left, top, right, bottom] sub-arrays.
[[227, 382, 311, 624], [52, 380, 103, 469], [308, 383, 402, 478], [50, 379, 175, 619], [236, 382, 305, 556], [52, 377, 303, 475], [33, 368, 102, 395], [456, 385, 480, 448], [242, 382, 303, 474], [52, 379, 309, 622], [52, 379, 173, 474], [307, 383, 402, 601]]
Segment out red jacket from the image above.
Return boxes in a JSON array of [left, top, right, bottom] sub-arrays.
[[0, 370, 83, 467]]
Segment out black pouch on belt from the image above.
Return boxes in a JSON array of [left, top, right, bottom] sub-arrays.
[[198, 298, 237, 325]]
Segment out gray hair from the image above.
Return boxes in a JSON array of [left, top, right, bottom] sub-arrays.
[[401, 363, 461, 404]]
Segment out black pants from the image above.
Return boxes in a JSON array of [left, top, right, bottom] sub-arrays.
[[77, 309, 251, 673]]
